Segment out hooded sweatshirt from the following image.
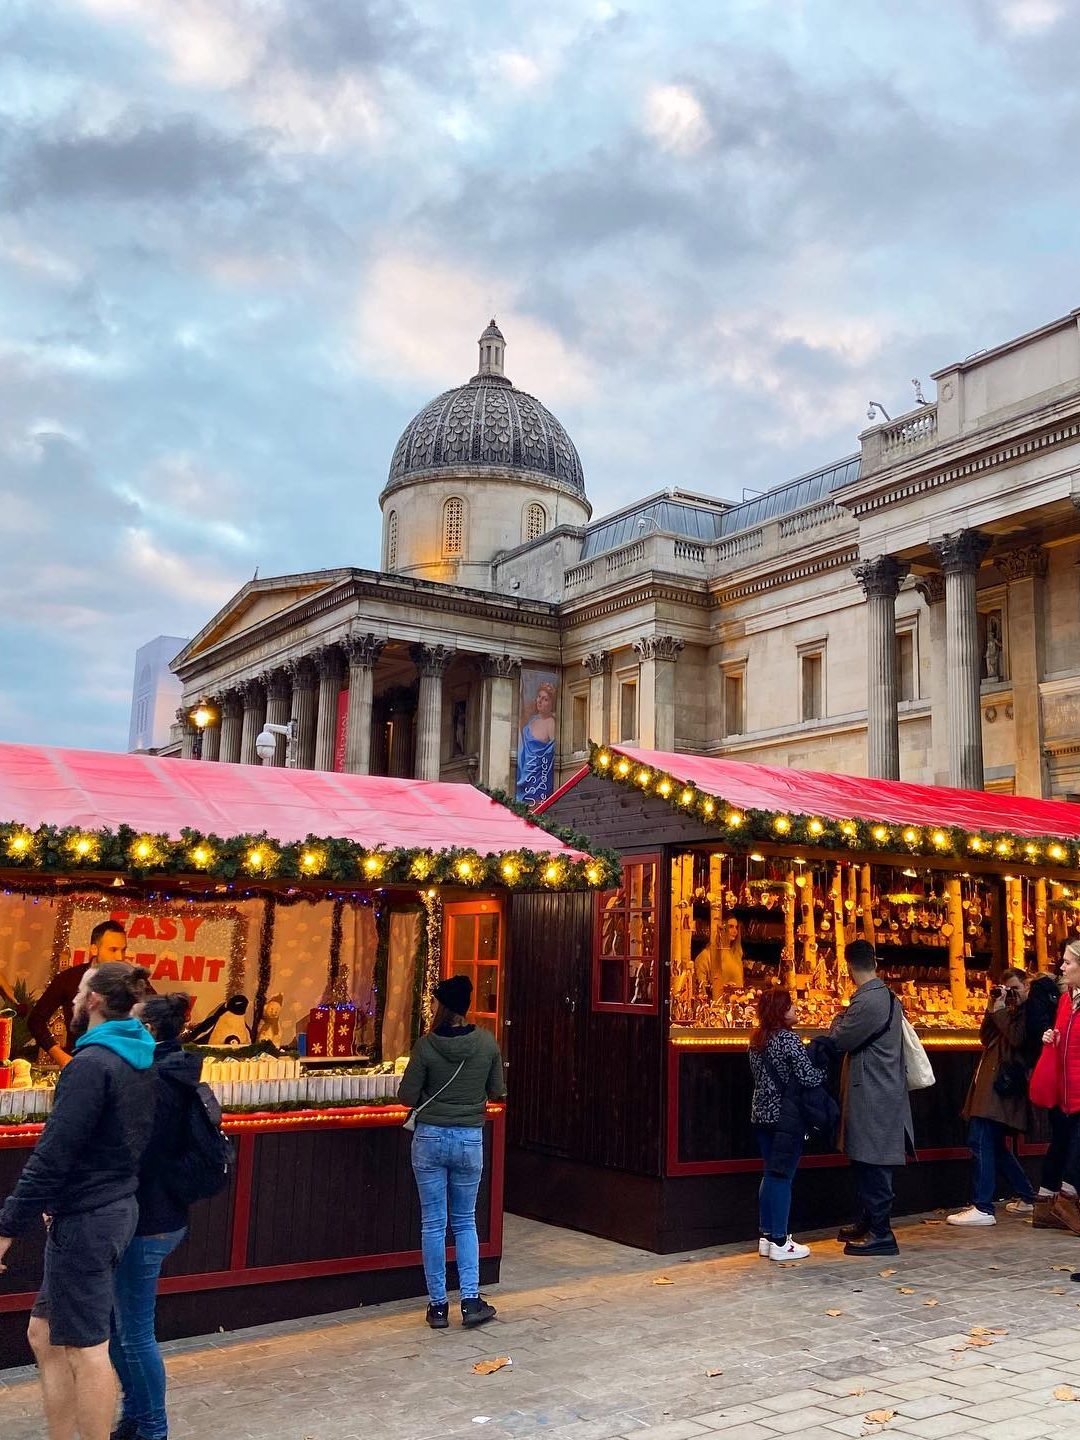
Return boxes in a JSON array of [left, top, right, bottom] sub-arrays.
[[397, 1025, 506, 1128], [0, 1017, 156, 1236], [135, 1040, 204, 1235]]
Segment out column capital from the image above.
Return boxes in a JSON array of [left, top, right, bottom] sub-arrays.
[[174, 706, 193, 731], [264, 668, 291, 702], [219, 688, 243, 719], [996, 543, 1047, 582], [915, 573, 946, 606], [313, 643, 344, 680], [853, 554, 909, 599], [283, 655, 316, 688], [237, 677, 265, 705], [411, 642, 455, 677], [343, 631, 387, 669], [581, 650, 611, 677], [929, 529, 991, 576], [481, 653, 520, 679], [633, 634, 684, 663]]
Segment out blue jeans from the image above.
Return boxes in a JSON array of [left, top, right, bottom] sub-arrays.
[[756, 1127, 803, 1242], [411, 1124, 484, 1305], [968, 1116, 1035, 1213], [109, 1229, 186, 1440]]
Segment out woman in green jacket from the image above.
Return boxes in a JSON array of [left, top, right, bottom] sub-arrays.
[[398, 975, 506, 1330]]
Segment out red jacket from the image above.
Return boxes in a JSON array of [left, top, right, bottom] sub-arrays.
[[1049, 991, 1080, 1115]]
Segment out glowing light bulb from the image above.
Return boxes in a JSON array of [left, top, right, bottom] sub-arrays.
[[702, 799, 716, 817], [808, 819, 824, 836], [872, 825, 888, 842], [134, 841, 151, 861], [585, 864, 601, 885], [680, 788, 695, 807], [248, 849, 263, 867], [544, 863, 559, 883], [658, 779, 672, 797], [774, 816, 791, 834], [616, 758, 631, 777], [636, 768, 651, 787], [932, 831, 947, 847], [1049, 843, 1067, 862], [363, 854, 383, 876], [902, 828, 919, 845], [75, 836, 92, 856], [9, 833, 30, 854], [597, 751, 611, 769], [192, 845, 211, 868], [727, 811, 744, 827]]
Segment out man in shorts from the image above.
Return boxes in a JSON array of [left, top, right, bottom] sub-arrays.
[[0, 961, 156, 1440]]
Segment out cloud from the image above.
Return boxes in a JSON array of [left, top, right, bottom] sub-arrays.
[[994, 0, 1066, 34], [642, 83, 711, 155]]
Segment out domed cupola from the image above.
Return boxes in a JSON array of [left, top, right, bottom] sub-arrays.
[[379, 321, 591, 590]]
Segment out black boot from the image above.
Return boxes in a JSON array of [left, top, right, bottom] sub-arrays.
[[111, 1424, 139, 1440], [837, 1217, 871, 1243], [426, 1301, 449, 1329], [844, 1230, 899, 1257], [461, 1295, 497, 1327]]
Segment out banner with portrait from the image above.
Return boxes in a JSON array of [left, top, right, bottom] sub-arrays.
[[515, 666, 558, 807]]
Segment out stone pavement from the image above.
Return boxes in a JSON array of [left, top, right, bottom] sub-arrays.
[[3, 1210, 1080, 1440]]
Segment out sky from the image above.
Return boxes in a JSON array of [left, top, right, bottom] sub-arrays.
[[2, 0, 1080, 748]]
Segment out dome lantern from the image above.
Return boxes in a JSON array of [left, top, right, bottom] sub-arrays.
[[473, 318, 508, 384]]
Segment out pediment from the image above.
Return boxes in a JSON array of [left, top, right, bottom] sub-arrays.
[[176, 570, 350, 666]]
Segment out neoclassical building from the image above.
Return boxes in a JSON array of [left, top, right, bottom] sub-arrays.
[[172, 308, 1080, 802]]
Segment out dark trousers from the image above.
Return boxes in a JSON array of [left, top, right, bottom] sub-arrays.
[[1041, 1109, 1080, 1191], [851, 1160, 894, 1235], [968, 1116, 1034, 1213]]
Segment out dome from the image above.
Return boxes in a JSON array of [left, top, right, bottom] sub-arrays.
[[385, 321, 586, 496]]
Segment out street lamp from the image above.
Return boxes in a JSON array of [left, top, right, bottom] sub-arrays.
[[255, 718, 298, 767], [188, 701, 215, 759]]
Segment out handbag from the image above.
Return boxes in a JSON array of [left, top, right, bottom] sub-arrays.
[[901, 1014, 936, 1091], [1029, 1043, 1059, 1110], [992, 1058, 1028, 1100], [402, 1059, 466, 1132]]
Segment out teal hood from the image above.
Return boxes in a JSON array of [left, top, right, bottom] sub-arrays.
[[74, 1018, 156, 1071]]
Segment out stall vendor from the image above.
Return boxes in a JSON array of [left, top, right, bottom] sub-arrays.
[[25, 921, 139, 1067]]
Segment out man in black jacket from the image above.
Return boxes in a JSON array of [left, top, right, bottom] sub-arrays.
[[26, 920, 129, 1067], [0, 961, 155, 1440]]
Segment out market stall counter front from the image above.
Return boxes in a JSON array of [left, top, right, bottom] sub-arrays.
[[504, 745, 1074, 1254], [0, 742, 614, 1369]]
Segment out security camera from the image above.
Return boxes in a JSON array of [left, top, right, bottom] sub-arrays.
[[255, 729, 277, 764]]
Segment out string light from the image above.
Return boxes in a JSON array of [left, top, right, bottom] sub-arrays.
[[615, 757, 631, 777], [543, 862, 562, 885], [500, 858, 520, 883], [455, 858, 474, 880], [872, 825, 889, 842], [362, 853, 384, 878], [902, 827, 919, 845], [680, 787, 695, 807], [840, 821, 857, 838], [773, 816, 791, 834], [301, 849, 324, 874], [657, 779, 672, 798], [1049, 843, 1068, 863], [585, 863, 602, 885], [635, 768, 652, 787], [597, 750, 611, 769], [726, 811, 744, 827], [808, 819, 824, 836], [6, 831, 33, 857], [702, 799, 716, 818], [969, 836, 984, 852], [931, 830, 947, 848], [190, 844, 213, 869]]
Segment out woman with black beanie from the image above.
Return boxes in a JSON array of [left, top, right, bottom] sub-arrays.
[[398, 974, 506, 1330]]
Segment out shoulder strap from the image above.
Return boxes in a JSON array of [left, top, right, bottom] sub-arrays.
[[849, 991, 896, 1057], [411, 1058, 467, 1119]]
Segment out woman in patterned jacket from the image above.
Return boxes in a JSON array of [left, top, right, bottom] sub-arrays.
[[748, 986, 827, 1262]]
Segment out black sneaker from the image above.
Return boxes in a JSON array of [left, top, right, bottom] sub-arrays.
[[461, 1295, 497, 1327], [844, 1231, 899, 1257], [426, 1301, 450, 1329], [111, 1424, 139, 1440], [836, 1217, 871, 1243]]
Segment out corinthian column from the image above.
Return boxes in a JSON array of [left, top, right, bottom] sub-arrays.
[[343, 632, 386, 774], [219, 691, 243, 764], [238, 679, 266, 765], [263, 669, 291, 767], [633, 635, 684, 751], [177, 708, 197, 761], [481, 654, 520, 793], [853, 555, 909, 780], [284, 657, 317, 769], [930, 529, 992, 790], [411, 644, 455, 781], [313, 645, 345, 772], [201, 708, 221, 762]]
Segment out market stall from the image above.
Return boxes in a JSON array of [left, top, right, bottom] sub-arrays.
[[0, 742, 614, 1367], [504, 744, 1080, 1253]]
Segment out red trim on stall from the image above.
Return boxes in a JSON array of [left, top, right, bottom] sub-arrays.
[[228, 1131, 256, 1271]]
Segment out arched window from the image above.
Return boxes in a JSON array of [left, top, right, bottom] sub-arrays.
[[386, 510, 398, 570], [524, 501, 547, 542], [443, 496, 464, 556]]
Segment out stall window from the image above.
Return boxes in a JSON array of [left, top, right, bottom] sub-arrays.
[[443, 899, 502, 1036], [593, 855, 659, 1013]]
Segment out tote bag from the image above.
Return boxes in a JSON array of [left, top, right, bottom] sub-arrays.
[[901, 1015, 936, 1091], [1029, 1043, 1059, 1111]]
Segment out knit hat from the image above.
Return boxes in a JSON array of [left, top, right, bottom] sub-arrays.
[[435, 974, 473, 1017]]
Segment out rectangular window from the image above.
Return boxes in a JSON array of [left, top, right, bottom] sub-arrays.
[[593, 856, 659, 1013], [619, 680, 638, 742], [801, 650, 824, 722], [571, 692, 588, 754], [723, 669, 744, 737], [443, 899, 503, 1037], [896, 629, 915, 702]]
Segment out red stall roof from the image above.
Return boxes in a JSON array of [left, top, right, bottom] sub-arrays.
[[0, 742, 584, 858], [547, 745, 1080, 844]]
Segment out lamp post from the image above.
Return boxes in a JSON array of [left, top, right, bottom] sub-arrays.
[[189, 702, 215, 760], [255, 718, 298, 767]]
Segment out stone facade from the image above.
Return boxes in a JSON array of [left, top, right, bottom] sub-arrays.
[[172, 307, 1080, 801]]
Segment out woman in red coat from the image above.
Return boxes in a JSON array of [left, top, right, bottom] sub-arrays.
[[1036, 943, 1080, 1233]]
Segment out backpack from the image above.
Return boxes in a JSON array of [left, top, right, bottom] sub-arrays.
[[158, 1075, 235, 1206]]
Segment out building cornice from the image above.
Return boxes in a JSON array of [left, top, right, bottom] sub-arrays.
[[710, 546, 861, 603], [558, 573, 710, 630]]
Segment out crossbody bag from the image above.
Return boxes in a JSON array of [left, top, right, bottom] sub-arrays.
[[402, 1059, 466, 1132]]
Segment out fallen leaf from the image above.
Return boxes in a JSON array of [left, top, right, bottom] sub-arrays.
[[923, 1299, 939, 1307], [897, 1286, 916, 1295], [1053, 1385, 1078, 1402], [825, 1308, 844, 1317], [1050, 1287, 1067, 1295], [472, 1357, 512, 1376], [878, 1268, 896, 1278], [864, 1409, 895, 1424], [652, 1276, 674, 1285], [1052, 1265, 1073, 1272], [966, 1336, 994, 1347], [848, 1387, 866, 1397], [922, 1219, 944, 1226], [705, 1368, 723, 1377]]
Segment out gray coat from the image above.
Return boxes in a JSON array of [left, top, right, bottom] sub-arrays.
[[829, 977, 914, 1166]]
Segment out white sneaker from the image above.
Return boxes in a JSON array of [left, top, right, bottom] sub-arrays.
[[1004, 1199, 1034, 1215], [768, 1235, 811, 1261], [947, 1206, 996, 1227], [758, 1236, 770, 1257]]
